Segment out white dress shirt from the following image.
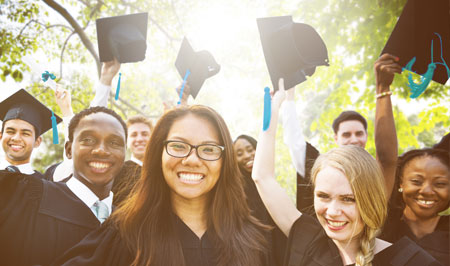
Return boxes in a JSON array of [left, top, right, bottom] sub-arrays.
[[0, 159, 35, 175], [130, 155, 143, 167], [66, 176, 113, 219], [280, 100, 307, 177]]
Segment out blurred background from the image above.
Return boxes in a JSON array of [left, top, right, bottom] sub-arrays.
[[1, 0, 448, 199]]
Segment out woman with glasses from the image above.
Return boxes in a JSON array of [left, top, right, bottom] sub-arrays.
[[54, 105, 270, 266]]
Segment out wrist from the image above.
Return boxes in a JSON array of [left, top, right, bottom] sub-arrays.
[[376, 91, 392, 99], [99, 76, 113, 86], [376, 84, 390, 94]]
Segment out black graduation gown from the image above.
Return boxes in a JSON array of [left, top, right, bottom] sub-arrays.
[[111, 160, 141, 206], [241, 169, 287, 266], [381, 205, 449, 266], [43, 161, 62, 181], [53, 213, 269, 266], [296, 142, 319, 215], [284, 214, 442, 266], [0, 170, 100, 266]]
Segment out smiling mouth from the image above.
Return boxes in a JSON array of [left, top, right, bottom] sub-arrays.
[[326, 219, 348, 230], [178, 172, 204, 184], [9, 144, 24, 151], [88, 161, 112, 173], [415, 199, 436, 208], [245, 160, 254, 168]]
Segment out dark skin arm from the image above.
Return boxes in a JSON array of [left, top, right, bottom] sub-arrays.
[[374, 53, 402, 199]]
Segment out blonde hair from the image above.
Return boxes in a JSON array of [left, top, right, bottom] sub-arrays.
[[311, 146, 387, 266]]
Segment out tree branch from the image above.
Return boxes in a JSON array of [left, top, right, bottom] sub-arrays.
[[121, 1, 180, 42], [60, 31, 76, 78], [42, 0, 101, 77]]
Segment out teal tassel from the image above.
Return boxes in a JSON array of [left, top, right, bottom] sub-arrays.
[[262, 87, 271, 131], [115, 73, 121, 100], [51, 111, 59, 144], [177, 69, 191, 105]]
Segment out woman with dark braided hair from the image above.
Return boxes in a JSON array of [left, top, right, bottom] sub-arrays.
[[54, 105, 270, 266], [381, 148, 449, 265]]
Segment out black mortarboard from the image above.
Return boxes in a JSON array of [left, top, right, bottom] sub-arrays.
[[382, 0, 450, 85], [257, 16, 329, 91], [175, 37, 221, 99], [96, 12, 148, 63], [0, 89, 62, 137]]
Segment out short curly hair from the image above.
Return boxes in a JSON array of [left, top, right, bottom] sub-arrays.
[[68, 106, 127, 143]]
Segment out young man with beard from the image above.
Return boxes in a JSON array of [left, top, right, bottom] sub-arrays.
[[0, 106, 127, 266]]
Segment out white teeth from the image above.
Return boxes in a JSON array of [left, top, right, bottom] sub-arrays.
[[179, 173, 203, 181], [89, 162, 110, 169], [11, 145, 23, 149], [328, 220, 346, 227], [417, 200, 435, 205], [245, 160, 254, 167]]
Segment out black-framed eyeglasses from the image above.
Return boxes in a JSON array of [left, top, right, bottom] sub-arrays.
[[164, 140, 224, 161]]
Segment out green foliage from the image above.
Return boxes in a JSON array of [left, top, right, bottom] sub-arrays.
[[1, 0, 448, 195]]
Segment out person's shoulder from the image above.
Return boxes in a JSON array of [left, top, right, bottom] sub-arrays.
[[374, 236, 443, 266]]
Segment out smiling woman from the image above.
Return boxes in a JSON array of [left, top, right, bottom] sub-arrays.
[[54, 105, 270, 266], [381, 148, 450, 265]]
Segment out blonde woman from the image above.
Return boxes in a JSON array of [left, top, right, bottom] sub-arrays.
[[251, 79, 441, 266]]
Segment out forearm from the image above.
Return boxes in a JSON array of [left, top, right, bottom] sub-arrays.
[[375, 84, 398, 198], [90, 82, 111, 107], [252, 107, 300, 237]]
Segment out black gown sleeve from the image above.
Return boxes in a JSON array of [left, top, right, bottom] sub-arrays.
[[52, 222, 133, 266], [296, 142, 319, 214]]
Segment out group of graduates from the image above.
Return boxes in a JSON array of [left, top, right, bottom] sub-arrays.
[[1, 0, 450, 265]]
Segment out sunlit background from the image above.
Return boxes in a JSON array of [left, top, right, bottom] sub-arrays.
[[1, 0, 449, 199]]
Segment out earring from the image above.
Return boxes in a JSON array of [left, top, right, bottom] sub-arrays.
[[398, 188, 403, 193]]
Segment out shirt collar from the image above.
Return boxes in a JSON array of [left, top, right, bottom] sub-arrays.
[[0, 159, 35, 174], [130, 155, 143, 166], [66, 176, 114, 215]]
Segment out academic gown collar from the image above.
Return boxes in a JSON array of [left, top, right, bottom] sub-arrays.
[[172, 213, 215, 249], [38, 180, 100, 229]]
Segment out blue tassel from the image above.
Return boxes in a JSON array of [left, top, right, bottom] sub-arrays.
[[115, 73, 121, 101], [262, 87, 271, 131], [51, 111, 59, 144], [41, 71, 56, 82], [177, 69, 191, 105]]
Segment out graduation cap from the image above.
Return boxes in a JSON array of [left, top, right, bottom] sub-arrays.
[[96, 12, 148, 63], [382, 0, 450, 86], [0, 89, 62, 140], [175, 37, 221, 99], [257, 16, 329, 91]]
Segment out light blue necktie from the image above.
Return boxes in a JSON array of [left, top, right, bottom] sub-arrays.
[[92, 201, 109, 223]]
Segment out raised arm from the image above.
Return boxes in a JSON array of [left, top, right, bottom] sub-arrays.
[[280, 87, 307, 177], [252, 79, 301, 237], [374, 53, 401, 199], [91, 59, 121, 107]]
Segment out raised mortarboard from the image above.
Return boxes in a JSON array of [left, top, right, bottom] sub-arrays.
[[96, 12, 148, 63], [257, 16, 329, 91], [0, 89, 62, 138], [175, 37, 221, 99], [382, 0, 450, 86]]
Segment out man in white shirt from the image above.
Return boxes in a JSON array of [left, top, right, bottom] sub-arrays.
[[0, 89, 62, 178], [0, 105, 126, 266], [112, 114, 153, 206]]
